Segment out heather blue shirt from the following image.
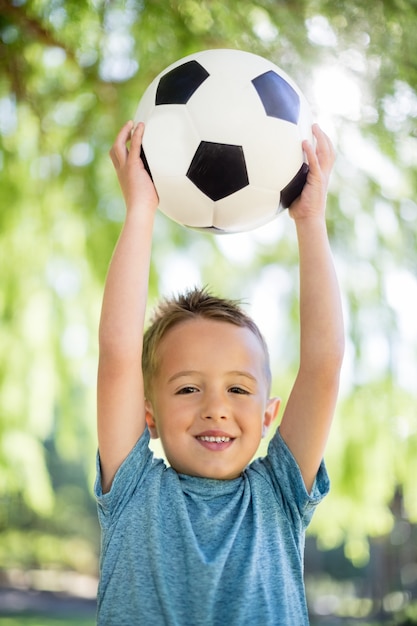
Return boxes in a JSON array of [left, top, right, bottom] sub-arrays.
[[95, 427, 329, 625]]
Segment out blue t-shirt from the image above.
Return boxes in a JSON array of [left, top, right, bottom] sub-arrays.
[[95, 427, 329, 625]]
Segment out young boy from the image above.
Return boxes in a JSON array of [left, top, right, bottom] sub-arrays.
[[95, 120, 344, 625]]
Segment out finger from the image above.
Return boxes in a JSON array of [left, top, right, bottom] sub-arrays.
[[129, 122, 145, 159], [302, 138, 318, 172], [313, 124, 335, 163], [305, 127, 334, 179], [109, 121, 134, 168]]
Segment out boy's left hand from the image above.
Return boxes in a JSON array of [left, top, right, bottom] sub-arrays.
[[289, 124, 335, 220]]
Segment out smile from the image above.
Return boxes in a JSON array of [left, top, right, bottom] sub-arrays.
[[197, 436, 231, 443]]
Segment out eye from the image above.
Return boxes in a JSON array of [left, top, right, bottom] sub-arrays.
[[229, 386, 250, 395], [176, 386, 199, 395]]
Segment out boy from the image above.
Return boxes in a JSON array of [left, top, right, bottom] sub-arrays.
[[95, 120, 344, 625]]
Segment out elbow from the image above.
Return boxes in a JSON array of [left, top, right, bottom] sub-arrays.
[[99, 321, 143, 363], [333, 334, 346, 370], [325, 340, 345, 388], [302, 335, 345, 380], [323, 336, 345, 377]]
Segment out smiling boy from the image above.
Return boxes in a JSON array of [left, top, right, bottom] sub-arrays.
[[95, 121, 344, 625]]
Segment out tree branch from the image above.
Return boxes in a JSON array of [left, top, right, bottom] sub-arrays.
[[0, 0, 76, 61]]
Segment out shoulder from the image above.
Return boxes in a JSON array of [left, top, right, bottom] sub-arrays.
[[248, 427, 330, 526], [95, 428, 166, 520]]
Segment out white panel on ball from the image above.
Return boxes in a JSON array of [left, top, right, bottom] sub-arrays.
[[155, 176, 215, 228], [142, 106, 200, 177], [186, 75, 266, 145], [243, 119, 304, 190], [213, 186, 281, 232]]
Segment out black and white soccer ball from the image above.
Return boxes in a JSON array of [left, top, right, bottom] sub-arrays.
[[134, 49, 313, 233]]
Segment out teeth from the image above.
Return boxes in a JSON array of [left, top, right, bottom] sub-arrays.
[[198, 436, 231, 443]]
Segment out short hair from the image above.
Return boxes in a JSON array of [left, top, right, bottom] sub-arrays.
[[142, 286, 271, 398]]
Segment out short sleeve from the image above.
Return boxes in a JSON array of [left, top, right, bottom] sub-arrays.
[[95, 428, 160, 527], [258, 427, 330, 528]]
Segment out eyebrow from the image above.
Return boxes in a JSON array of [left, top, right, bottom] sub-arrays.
[[167, 370, 258, 384]]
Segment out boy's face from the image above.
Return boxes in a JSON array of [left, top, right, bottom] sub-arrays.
[[145, 318, 280, 480]]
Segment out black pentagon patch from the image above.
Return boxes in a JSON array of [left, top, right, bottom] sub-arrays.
[[156, 60, 210, 105], [140, 146, 153, 180], [280, 162, 309, 208], [187, 141, 249, 201], [252, 70, 300, 124], [188, 225, 226, 233]]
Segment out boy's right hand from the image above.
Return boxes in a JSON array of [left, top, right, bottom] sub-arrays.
[[289, 124, 335, 221], [109, 121, 159, 214]]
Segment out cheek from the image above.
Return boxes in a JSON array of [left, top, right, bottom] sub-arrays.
[[155, 404, 190, 437]]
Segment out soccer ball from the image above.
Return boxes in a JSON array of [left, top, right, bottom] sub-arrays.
[[134, 49, 312, 233]]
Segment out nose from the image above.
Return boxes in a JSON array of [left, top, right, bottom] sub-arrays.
[[200, 389, 228, 421]]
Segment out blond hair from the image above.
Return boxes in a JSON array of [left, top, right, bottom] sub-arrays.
[[142, 287, 271, 397]]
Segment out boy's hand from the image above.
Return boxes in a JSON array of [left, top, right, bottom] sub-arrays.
[[109, 121, 159, 213], [289, 124, 335, 220]]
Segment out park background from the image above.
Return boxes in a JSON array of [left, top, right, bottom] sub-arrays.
[[0, 0, 417, 624]]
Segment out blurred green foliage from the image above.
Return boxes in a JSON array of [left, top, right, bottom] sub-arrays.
[[0, 0, 417, 579]]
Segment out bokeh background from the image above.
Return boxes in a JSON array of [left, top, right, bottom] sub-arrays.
[[1, 1, 416, 624]]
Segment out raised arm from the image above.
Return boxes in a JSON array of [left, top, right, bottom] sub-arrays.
[[97, 122, 158, 493], [279, 125, 344, 492]]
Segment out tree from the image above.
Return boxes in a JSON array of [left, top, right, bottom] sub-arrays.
[[1, 0, 416, 574]]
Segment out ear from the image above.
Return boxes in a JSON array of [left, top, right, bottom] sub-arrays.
[[262, 397, 281, 438], [145, 399, 159, 439]]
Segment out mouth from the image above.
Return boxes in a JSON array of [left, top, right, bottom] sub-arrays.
[[197, 435, 232, 443], [195, 432, 235, 451]]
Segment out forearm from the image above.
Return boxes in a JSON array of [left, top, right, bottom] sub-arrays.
[[99, 207, 155, 361], [295, 215, 344, 376]]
